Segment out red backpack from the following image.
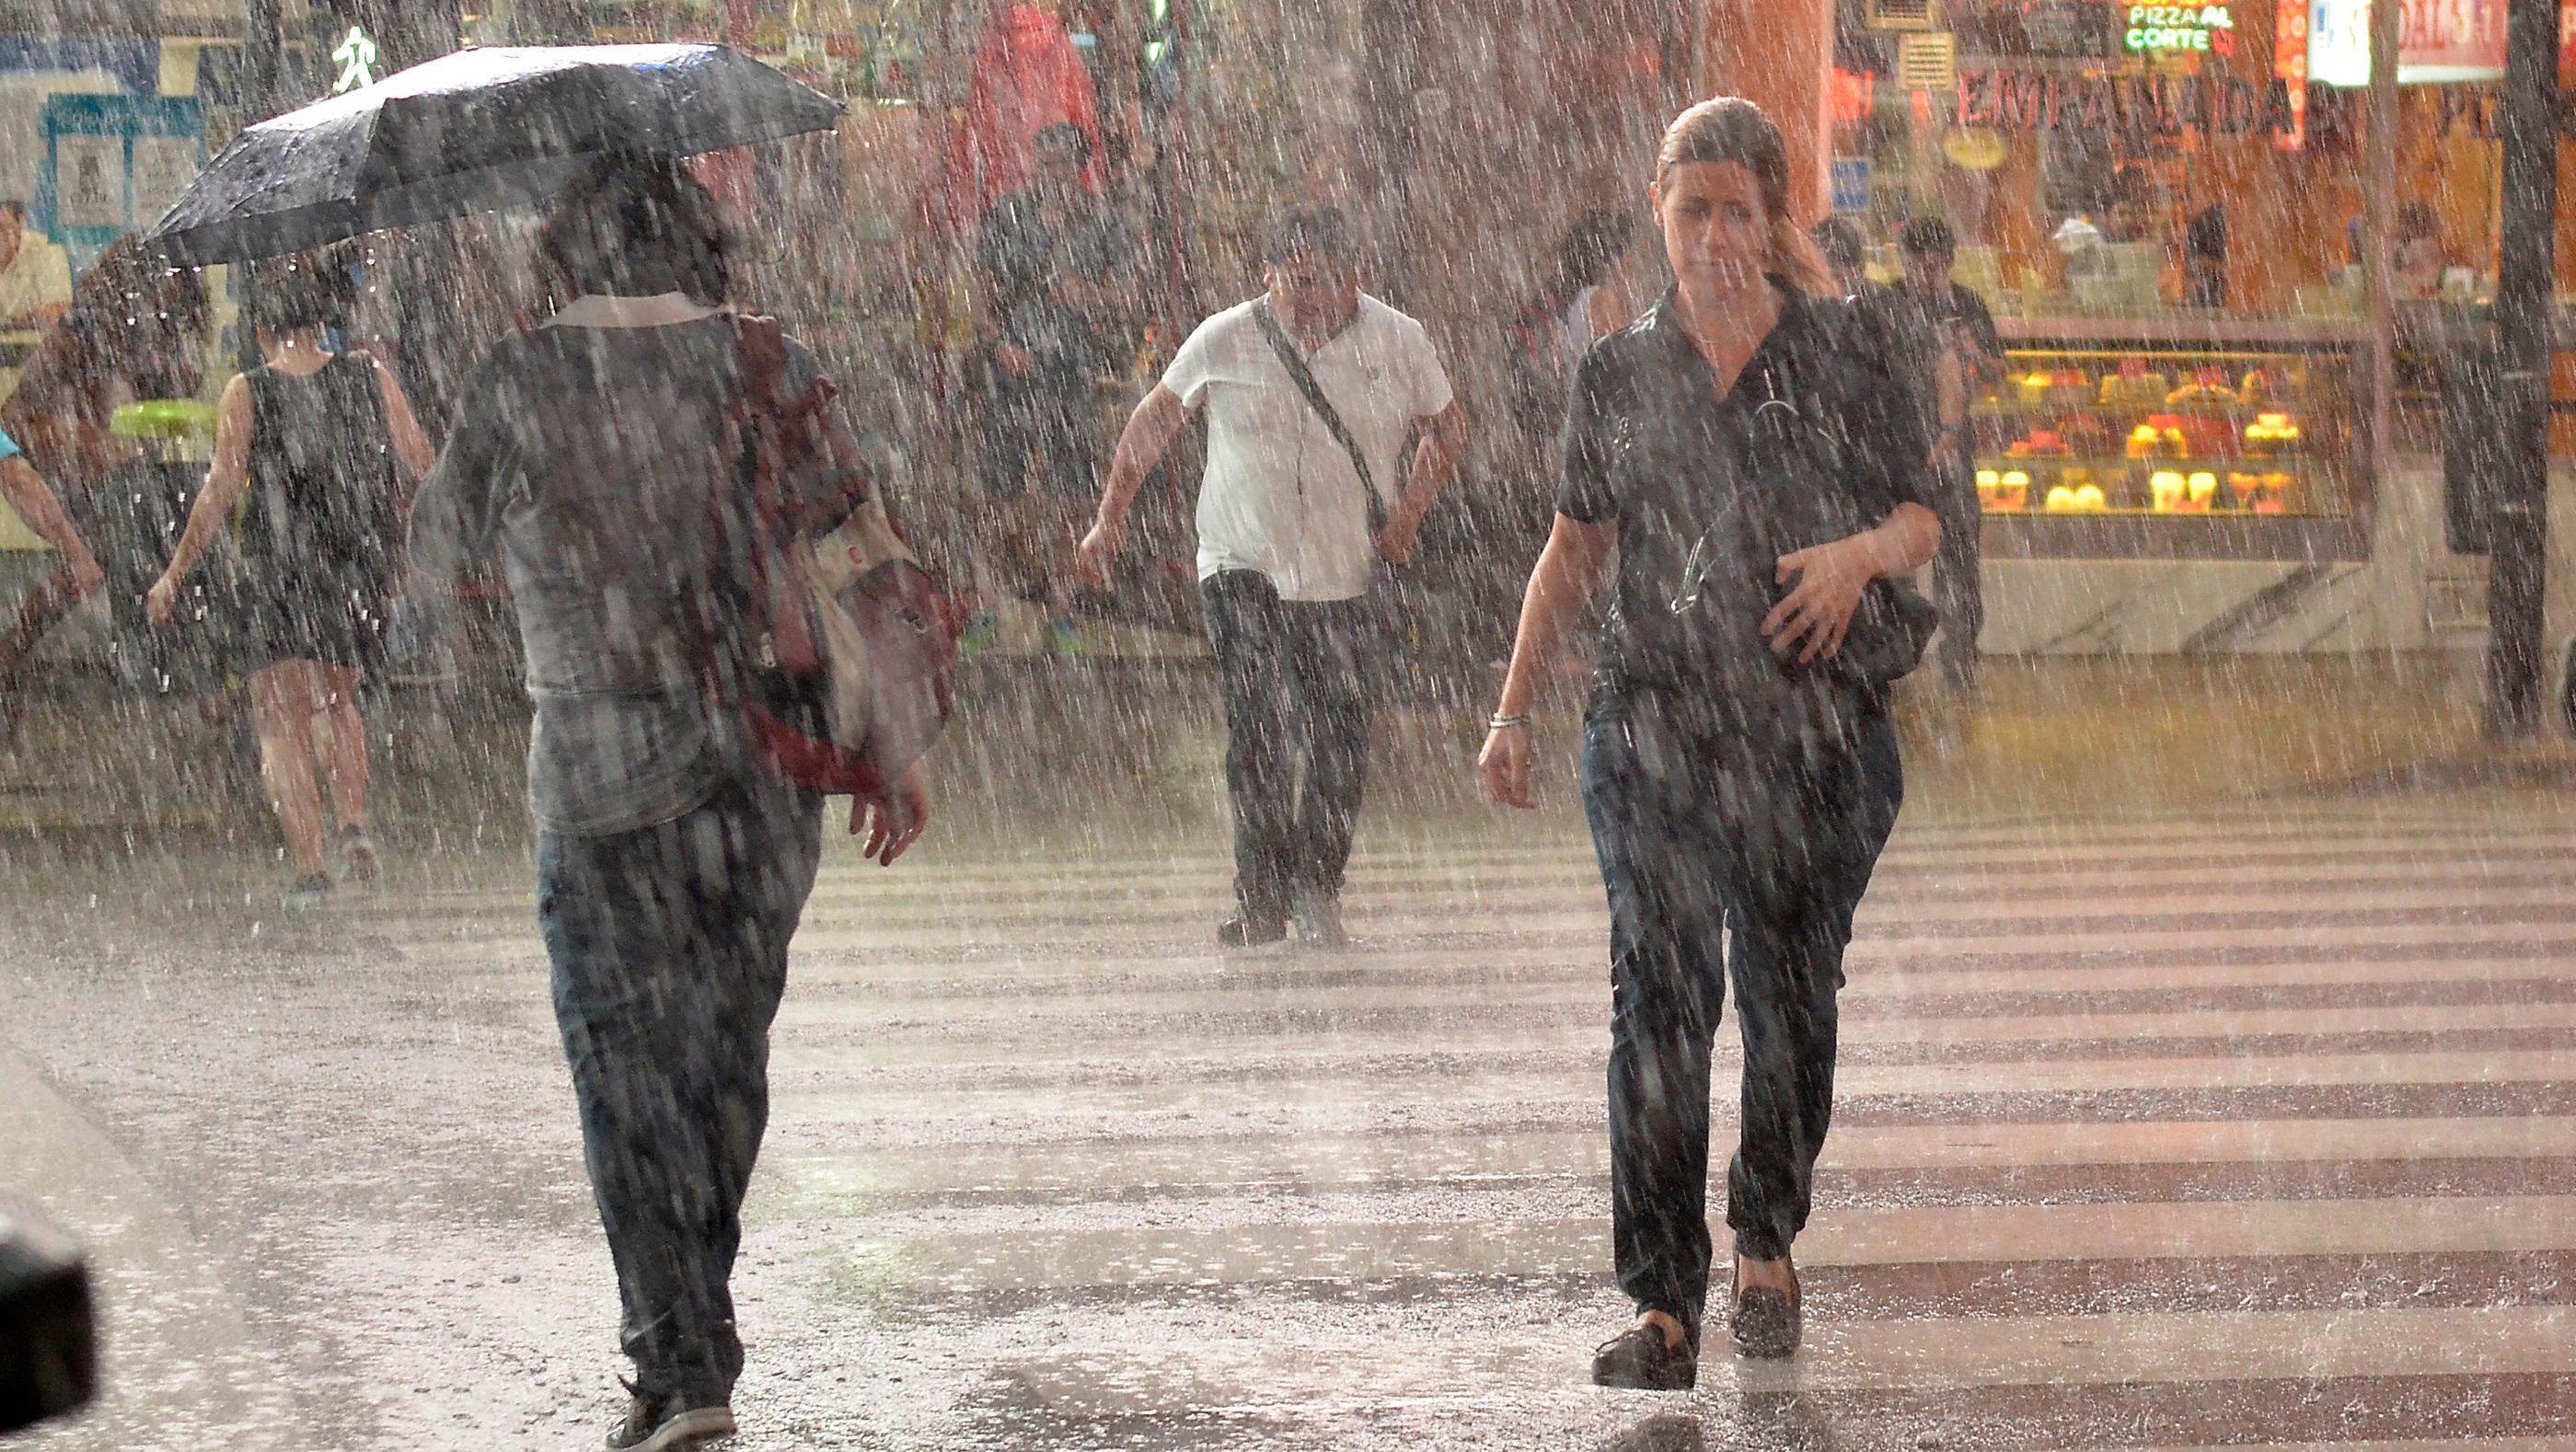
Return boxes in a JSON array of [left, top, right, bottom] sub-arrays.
[[711, 316, 961, 801]]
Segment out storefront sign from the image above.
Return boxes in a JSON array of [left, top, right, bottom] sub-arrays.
[[2125, 5, 2237, 53], [2309, 0, 2512, 86], [1956, 67, 2301, 141], [2275, 0, 2310, 148]]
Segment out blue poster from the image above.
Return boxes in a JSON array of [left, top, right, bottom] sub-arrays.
[[1831, 156, 1871, 215], [39, 94, 203, 272]]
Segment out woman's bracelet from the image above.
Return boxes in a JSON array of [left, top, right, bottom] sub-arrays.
[[1486, 712, 1531, 733]]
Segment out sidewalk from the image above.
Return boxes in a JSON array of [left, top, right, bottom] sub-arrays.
[[0, 649, 2560, 856]]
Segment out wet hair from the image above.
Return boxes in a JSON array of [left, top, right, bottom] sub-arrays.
[[1032, 121, 1092, 166], [1261, 204, 1357, 267], [244, 251, 356, 336], [1650, 98, 1834, 297], [1810, 215, 1866, 273], [0, 200, 22, 223], [1897, 215, 1956, 260], [537, 150, 734, 307], [1548, 208, 1636, 303]]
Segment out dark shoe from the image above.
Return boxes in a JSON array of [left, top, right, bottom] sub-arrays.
[[282, 872, 334, 911], [1288, 890, 1350, 950], [1729, 1260, 1801, 1359], [1217, 912, 1287, 948], [1591, 1321, 1697, 1390], [606, 1381, 734, 1451]]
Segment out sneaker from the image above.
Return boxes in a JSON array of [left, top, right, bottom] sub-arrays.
[[959, 608, 1000, 657], [1217, 912, 1287, 948], [283, 872, 334, 911], [1288, 890, 1350, 950], [338, 824, 379, 883], [1729, 1258, 1801, 1359], [606, 1382, 734, 1451], [1042, 614, 1087, 659], [1591, 1320, 1697, 1391]]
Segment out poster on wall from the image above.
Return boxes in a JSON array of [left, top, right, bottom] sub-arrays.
[[52, 132, 122, 229], [130, 134, 196, 225], [2309, 0, 2513, 86]]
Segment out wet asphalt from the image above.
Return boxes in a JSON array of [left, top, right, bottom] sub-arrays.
[[5, 666, 2575, 1450]]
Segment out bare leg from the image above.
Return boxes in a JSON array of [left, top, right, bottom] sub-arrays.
[[249, 661, 328, 878], [315, 665, 369, 835]]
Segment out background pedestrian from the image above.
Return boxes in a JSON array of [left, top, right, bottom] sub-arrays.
[[147, 253, 432, 907], [1076, 203, 1466, 950]]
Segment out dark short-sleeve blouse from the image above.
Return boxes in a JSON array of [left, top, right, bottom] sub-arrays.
[[1554, 283, 1932, 696]]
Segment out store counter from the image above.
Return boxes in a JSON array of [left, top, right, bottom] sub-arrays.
[[1970, 317, 2368, 561]]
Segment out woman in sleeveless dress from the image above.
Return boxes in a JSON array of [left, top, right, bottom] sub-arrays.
[[149, 255, 434, 907]]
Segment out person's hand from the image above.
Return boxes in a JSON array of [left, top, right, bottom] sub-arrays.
[[144, 572, 180, 627], [994, 340, 1034, 379], [1764, 535, 1877, 665], [1478, 722, 1536, 810], [1376, 507, 1425, 567], [849, 761, 930, 866], [1074, 516, 1126, 588], [62, 545, 106, 604]]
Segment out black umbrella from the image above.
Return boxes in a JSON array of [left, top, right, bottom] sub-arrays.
[[145, 43, 841, 266]]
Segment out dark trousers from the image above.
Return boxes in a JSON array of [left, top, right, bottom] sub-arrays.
[[1932, 468, 1983, 688], [1579, 691, 1902, 1343], [537, 775, 824, 1405], [978, 366, 1102, 500], [1201, 569, 1375, 920]]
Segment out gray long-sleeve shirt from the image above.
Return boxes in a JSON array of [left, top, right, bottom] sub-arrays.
[[408, 294, 837, 836]]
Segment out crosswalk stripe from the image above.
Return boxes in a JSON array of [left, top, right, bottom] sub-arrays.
[[348, 798, 2576, 1439]]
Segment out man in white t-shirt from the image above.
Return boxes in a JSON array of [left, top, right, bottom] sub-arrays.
[[0, 202, 72, 332], [1077, 204, 1466, 948]]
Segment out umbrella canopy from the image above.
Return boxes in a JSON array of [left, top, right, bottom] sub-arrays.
[[146, 43, 841, 266]]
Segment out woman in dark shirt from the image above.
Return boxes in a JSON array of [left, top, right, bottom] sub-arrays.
[[1477, 98, 1940, 1386]]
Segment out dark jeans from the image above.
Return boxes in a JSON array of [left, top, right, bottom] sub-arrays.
[[537, 773, 824, 1406], [1932, 468, 1983, 689], [1579, 688, 1902, 1343], [1201, 569, 1375, 920]]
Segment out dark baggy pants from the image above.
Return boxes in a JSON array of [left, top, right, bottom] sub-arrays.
[[978, 365, 1103, 501], [537, 774, 823, 1406], [1201, 569, 1376, 921], [1579, 690, 1903, 1343], [1932, 467, 1984, 690]]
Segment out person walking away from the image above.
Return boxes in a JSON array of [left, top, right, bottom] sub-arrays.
[[0, 424, 108, 711], [971, 121, 1127, 657], [0, 202, 71, 331], [1861, 216, 1997, 692], [147, 255, 433, 907], [1076, 204, 1466, 949], [406, 153, 929, 1452], [1478, 98, 1939, 1384]]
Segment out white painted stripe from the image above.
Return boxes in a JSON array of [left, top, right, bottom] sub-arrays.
[[755, 1115, 2576, 1203], [769, 1049, 2576, 1122], [996, 1306, 2576, 1413], [844, 1195, 2576, 1294]]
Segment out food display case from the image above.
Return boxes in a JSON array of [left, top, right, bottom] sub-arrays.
[[1969, 325, 2369, 560]]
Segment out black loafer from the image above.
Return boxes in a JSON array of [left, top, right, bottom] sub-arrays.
[[1591, 1322, 1697, 1390], [1730, 1285, 1800, 1359], [1217, 913, 1287, 948]]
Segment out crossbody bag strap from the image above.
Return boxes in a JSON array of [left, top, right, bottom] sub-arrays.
[[1251, 300, 1385, 536]]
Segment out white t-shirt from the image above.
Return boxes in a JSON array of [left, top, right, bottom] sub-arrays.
[[0, 231, 72, 324], [1161, 294, 1454, 603]]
